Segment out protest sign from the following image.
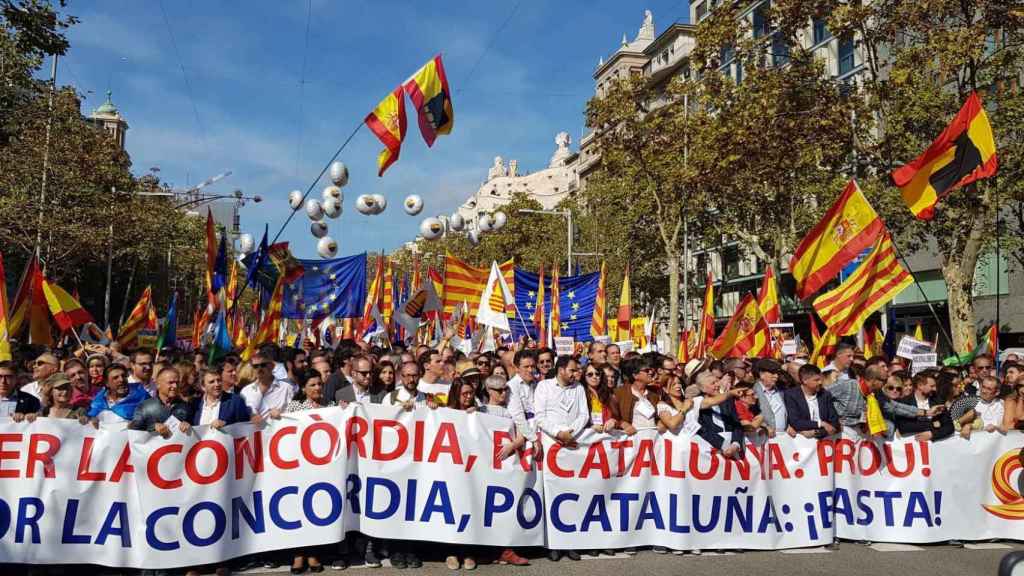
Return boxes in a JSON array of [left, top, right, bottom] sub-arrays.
[[897, 336, 933, 359], [910, 352, 938, 375], [554, 336, 575, 357], [615, 340, 634, 354], [769, 323, 797, 356]]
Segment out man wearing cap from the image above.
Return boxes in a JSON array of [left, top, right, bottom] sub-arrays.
[[753, 359, 787, 437], [21, 352, 59, 400]]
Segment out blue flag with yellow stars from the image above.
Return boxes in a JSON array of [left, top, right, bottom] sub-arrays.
[[283, 253, 366, 320], [512, 268, 600, 343]]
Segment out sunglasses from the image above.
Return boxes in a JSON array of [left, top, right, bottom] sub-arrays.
[[884, 385, 900, 391], [475, 360, 490, 366], [585, 371, 600, 377], [251, 362, 272, 369], [491, 387, 510, 393]]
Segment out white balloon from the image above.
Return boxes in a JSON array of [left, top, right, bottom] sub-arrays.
[[305, 198, 324, 220], [323, 197, 342, 218], [478, 213, 494, 232], [317, 236, 338, 258], [492, 211, 508, 230], [419, 217, 444, 240], [238, 233, 255, 254], [322, 185, 343, 202], [355, 194, 375, 215], [449, 213, 465, 231], [329, 161, 349, 187], [311, 221, 328, 238], [403, 194, 424, 215], [288, 190, 303, 210], [372, 194, 387, 214], [468, 228, 481, 245]]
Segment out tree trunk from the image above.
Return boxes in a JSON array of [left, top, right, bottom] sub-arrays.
[[667, 252, 679, 357], [942, 218, 983, 354]]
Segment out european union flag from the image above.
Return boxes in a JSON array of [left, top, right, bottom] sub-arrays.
[[512, 269, 600, 343], [283, 253, 366, 320]]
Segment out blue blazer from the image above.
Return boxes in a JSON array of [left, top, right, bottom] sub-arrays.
[[189, 393, 251, 426], [782, 386, 840, 438]]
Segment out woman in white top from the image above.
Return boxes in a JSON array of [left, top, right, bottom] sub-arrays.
[[657, 374, 739, 434]]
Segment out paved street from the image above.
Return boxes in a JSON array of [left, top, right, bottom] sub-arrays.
[[235, 542, 1021, 576]]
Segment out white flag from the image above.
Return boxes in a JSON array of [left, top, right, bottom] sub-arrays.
[[395, 281, 442, 341], [476, 261, 515, 331]]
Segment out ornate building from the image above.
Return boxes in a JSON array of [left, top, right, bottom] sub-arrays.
[[85, 90, 129, 150]]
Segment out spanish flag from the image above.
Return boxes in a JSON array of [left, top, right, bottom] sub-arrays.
[[863, 323, 884, 358], [0, 252, 11, 361], [550, 266, 561, 343], [365, 86, 407, 176], [708, 293, 771, 359], [118, 286, 153, 348], [694, 272, 715, 358], [810, 325, 839, 368], [534, 264, 546, 342], [590, 260, 607, 339], [41, 276, 93, 331], [790, 180, 884, 299], [359, 255, 385, 340], [757, 266, 781, 323], [892, 92, 997, 220], [441, 253, 514, 318], [403, 54, 454, 147], [616, 266, 631, 342], [813, 231, 913, 337]]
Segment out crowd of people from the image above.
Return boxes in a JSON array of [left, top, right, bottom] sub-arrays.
[[2, 332, 1021, 575]]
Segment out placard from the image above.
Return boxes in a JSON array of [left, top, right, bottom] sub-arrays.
[[911, 352, 938, 375], [897, 335, 934, 359], [554, 336, 575, 357], [769, 322, 797, 356]]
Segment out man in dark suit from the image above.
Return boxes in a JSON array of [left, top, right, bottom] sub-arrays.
[[335, 355, 385, 405], [695, 370, 745, 459], [783, 364, 840, 439], [895, 370, 953, 441], [324, 342, 360, 401]]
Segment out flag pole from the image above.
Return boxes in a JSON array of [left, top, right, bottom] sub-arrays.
[[994, 181, 1001, 368], [510, 300, 533, 340], [888, 240, 955, 354]]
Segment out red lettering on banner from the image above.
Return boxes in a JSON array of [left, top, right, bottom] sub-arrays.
[[630, 438, 659, 477], [270, 426, 299, 469], [428, 422, 463, 465], [413, 420, 425, 462], [148, 444, 183, 489], [579, 442, 611, 479], [724, 453, 751, 480], [690, 442, 718, 480], [185, 440, 229, 484], [234, 432, 264, 479], [610, 440, 632, 477], [883, 442, 915, 477], [346, 416, 368, 458], [492, 431, 512, 469], [0, 433, 21, 478], [109, 443, 134, 482], [371, 419, 406, 461], [747, 443, 765, 480], [26, 434, 59, 479], [304, 421, 341, 465], [77, 437, 105, 481], [663, 439, 686, 478], [766, 443, 791, 479], [816, 438, 837, 476], [858, 440, 882, 475], [545, 442, 573, 478]]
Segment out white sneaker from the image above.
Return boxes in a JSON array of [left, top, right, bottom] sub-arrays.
[[690, 549, 702, 556]]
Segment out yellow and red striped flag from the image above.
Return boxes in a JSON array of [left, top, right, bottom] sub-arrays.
[[41, 276, 93, 331], [381, 256, 394, 327], [863, 323, 884, 358], [986, 324, 998, 358], [0, 252, 11, 361], [810, 325, 839, 368], [708, 293, 771, 359], [757, 266, 781, 323], [813, 231, 913, 336], [118, 286, 153, 348], [365, 86, 407, 176], [616, 266, 631, 342], [534, 264, 546, 343], [7, 254, 35, 339], [204, 209, 218, 303], [591, 260, 607, 340], [549, 266, 561, 343], [677, 329, 691, 363], [246, 278, 285, 358], [790, 180, 884, 299], [359, 255, 385, 339], [441, 253, 514, 318], [695, 272, 715, 358], [411, 258, 422, 291]]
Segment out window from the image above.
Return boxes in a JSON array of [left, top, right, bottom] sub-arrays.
[[695, 1, 707, 21], [838, 35, 855, 75], [735, 63, 743, 84], [720, 44, 734, 65], [772, 33, 790, 66], [724, 245, 740, 278], [813, 17, 831, 45], [753, 2, 771, 38]]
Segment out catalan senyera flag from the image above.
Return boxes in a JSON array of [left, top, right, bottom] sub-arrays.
[[757, 266, 781, 323], [441, 253, 514, 318], [813, 232, 913, 336], [381, 256, 395, 327], [226, 259, 239, 311], [247, 278, 285, 357], [7, 254, 36, 339], [41, 276, 93, 332], [0, 252, 11, 361], [892, 92, 997, 220], [790, 180, 884, 299], [403, 54, 454, 147], [863, 323, 884, 358], [708, 293, 771, 359], [533, 264, 546, 343], [810, 326, 839, 368], [590, 260, 607, 340], [118, 286, 153, 348], [695, 272, 715, 358], [549, 266, 561, 343], [616, 266, 631, 342], [411, 258, 422, 291], [365, 85, 407, 176], [359, 256, 385, 339]]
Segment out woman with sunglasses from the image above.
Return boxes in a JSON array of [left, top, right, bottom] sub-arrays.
[[37, 373, 88, 422], [583, 364, 617, 433], [876, 373, 924, 439]]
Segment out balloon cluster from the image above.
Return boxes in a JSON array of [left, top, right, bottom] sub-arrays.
[[419, 210, 507, 245], [286, 161, 349, 258]]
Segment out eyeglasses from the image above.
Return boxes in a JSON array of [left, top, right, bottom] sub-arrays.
[[491, 387, 510, 393], [884, 385, 900, 391], [585, 371, 600, 377], [976, 365, 993, 370], [643, 368, 657, 375], [0, 373, 15, 380]]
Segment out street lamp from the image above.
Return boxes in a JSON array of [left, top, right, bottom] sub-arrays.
[[518, 208, 573, 274]]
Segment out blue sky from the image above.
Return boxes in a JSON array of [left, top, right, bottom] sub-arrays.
[[59, 0, 690, 258]]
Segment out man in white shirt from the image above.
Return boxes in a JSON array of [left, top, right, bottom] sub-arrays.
[[753, 359, 787, 437], [385, 362, 428, 409], [239, 352, 294, 419], [21, 352, 59, 400], [128, 349, 155, 396], [506, 350, 540, 441], [961, 376, 1005, 438], [416, 349, 449, 397]]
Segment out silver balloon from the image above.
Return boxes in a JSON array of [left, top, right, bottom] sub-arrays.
[[238, 233, 255, 254], [371, 194, 387, 214], [317, 236, 338, 258], [288, 190, 303, 210], [492, 211, 508, 231], [449, 212, 465, 231], [305, 198, 324, 220], [355, 194, 375, 215], [403, 194, 424, 216], [478, 213, 494, 232], [468, 228, 481, 246], [322, 185, 343, 202], [323, 196, 342, 218], [311, 221, 328, 238], [419, 217, 444, 240], [329, 161, 349, 187]]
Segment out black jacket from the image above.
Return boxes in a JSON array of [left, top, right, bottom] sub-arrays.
[[895, 395, 954, 440], [1, 390, 41, 415], [697, 398, 745, 452], [129, 397, 193, 432], [783, 386, 840, 438]]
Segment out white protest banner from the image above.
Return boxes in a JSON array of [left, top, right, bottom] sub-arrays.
[[910, 352, 938, 375], [615, 340, 634, 354], [593, 335, 611, 345], [896, 336, 933, 359], [554, 336, 575, 357]]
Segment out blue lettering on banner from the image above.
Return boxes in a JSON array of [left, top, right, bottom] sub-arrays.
[[146, 507, 180, 551], [269, 486, 301, 530], [420, 481, 455, 525], [183, 502, 226, 547], [60, 499, 90, 544], [484, 486, 513, 527], [517, 488, 543, 530], [550, 493, 578, 533], [366, 478, 400, 520], [16, 497, 43, 544], [231, 492, 266, 539], [304, 482, 344, 526], [95, 502, 131, 547]]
